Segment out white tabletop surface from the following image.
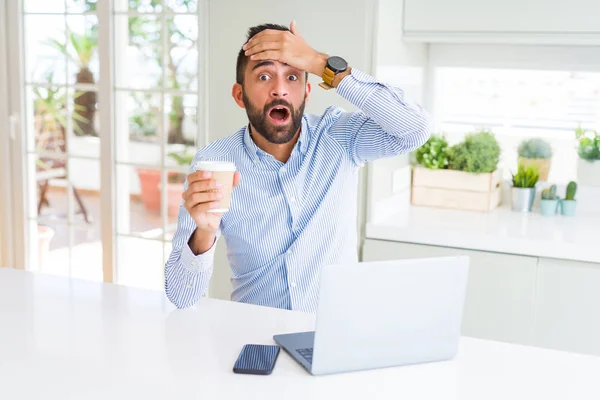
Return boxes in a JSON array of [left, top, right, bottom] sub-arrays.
[[366, 204, 600, 264], [2, 268, 600, 400]]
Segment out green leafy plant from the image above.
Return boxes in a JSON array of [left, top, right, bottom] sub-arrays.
[[565, 181, 577, 200], [167, 149, 195, 183], [518, 138, 552, 159], [541, 184, 557, 200], [47, 25, 98, 137], [575, 127, 600, 161], [127, 0, 197, 145], [414, 135, 450, 170], [511, 163, 539, 188], [448, 130, 501, 173]]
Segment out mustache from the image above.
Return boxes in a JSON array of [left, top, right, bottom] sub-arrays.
[[263, 99, 293, 113]]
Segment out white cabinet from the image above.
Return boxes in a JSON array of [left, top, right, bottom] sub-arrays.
[[403, 0, 600, 44], [533, 258, 600, 356], [362, 240, 538, 345]]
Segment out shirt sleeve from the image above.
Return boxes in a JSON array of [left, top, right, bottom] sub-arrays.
[[326, 68, 433, 167], [163, 153, 221, 309]]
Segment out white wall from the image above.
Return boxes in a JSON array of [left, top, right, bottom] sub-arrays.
[[365, 0, 430, 224], [206, 0, 377, 141], [206, 0, 378, 299]]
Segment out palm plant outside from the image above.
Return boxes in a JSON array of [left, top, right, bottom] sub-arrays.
[[39, 0, 196, 146]]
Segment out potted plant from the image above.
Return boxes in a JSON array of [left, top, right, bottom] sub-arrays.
[[518, 138, 552, 181], [560, 181, 577, 216], [447, 130, 501, 174], [166, 150, 195, 217], [511, 162, 539, 212], [411, 130, 503, 212], [539, 184, 559, 216], [414, 134, 450, 170], [575, 128, 600, 187]]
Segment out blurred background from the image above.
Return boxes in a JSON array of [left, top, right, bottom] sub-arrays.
[[1, 0, 599, 358]]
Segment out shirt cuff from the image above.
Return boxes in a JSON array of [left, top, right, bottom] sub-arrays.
[[336, 68, 378, 109], [180, 236, 217, 274]]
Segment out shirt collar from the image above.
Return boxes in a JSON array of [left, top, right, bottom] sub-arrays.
[[243, 117, 310, 159]]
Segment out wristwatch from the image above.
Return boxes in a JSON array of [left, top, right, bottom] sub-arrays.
[[319, 56, 348, 90]]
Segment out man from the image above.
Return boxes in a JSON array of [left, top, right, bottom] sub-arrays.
[[165, 22, 432, 312]]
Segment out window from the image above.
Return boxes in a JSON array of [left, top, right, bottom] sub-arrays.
[[433, 67, 600, 184], [11, 0, 204, 289]]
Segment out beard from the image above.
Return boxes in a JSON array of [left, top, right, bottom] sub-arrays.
[[242, 91, 305, 145]]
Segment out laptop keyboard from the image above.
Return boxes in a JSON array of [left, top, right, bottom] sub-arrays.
[[296, 347, 313, 364]]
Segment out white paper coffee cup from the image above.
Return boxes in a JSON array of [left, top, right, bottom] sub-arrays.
[[194, 161, 237, 212]]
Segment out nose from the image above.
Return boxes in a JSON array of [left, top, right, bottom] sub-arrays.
[[270, 76, 289, 98]]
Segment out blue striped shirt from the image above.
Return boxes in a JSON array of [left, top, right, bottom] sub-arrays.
[[165, 68, 432, 312]]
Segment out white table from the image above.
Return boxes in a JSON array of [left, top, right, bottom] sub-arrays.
[[1, 268, 600, 400]]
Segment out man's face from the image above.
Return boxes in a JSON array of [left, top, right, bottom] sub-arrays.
[[236, 60, 310, 144]]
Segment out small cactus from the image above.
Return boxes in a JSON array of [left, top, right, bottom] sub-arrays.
[[541, 184, 557, 200], [541, 189, 551, 200], [565, 181, 577, 201]]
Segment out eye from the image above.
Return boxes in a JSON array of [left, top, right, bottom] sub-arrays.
[[288, 75, 299, 81], [258, 74, 270, 81]]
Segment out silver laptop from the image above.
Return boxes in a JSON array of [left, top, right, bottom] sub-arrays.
[[273, 256, 470, 375]]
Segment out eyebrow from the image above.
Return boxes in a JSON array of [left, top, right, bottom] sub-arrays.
[[251, 61, 300, 75], [251, 61, 275, 71]]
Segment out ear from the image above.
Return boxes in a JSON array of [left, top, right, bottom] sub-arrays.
[[232, 83, 245, 109], [305, 82, 311, 102]]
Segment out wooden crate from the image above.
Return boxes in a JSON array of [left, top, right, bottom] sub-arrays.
[[411, 166, 503, 212]]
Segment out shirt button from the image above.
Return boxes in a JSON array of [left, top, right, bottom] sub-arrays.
[[290, 197, 296, 203], [291, 282, 297, 288], [253, 158, 258, 164], [280, 167, 286, 173], [287, 249, 293, 255]]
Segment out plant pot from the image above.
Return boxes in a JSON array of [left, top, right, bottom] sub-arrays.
[[37, 225, 55, 268], [539, 199, 559, 216], [136, 168, 161, 212], [411, 167, 503, 212], [166, 182, 185, 217], [137, 169, 181, 214], [511, 187, 536, 212], [518, 157, 551, 181], [560, 199, 577, 216], [577, 158, 600, 187]]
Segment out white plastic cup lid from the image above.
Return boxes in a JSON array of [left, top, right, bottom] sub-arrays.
[[194, 161, 237, 172]]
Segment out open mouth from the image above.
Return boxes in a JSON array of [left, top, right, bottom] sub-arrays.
[[267, 106, 290, 125]]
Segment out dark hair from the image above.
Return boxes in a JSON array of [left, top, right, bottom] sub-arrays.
[[236, 23, 308, 85]]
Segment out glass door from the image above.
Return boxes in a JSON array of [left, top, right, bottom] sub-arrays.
[[9, 0, 205, 288], [20, 0, 103, 280], [112, 0, 203, 290]]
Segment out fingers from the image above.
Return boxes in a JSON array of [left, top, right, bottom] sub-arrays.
[[187, 170, 213, 184], [188, 200, 223, 214], [244, 30, 286, 46], [290, 20, 302, 37], [250, 50, 283, 62], [183, 179, 220, 199], [184, 190, 223, 210], [244, 41, 282, 57]]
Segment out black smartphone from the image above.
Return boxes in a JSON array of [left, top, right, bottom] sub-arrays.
[[233, 344, 280, 375]]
